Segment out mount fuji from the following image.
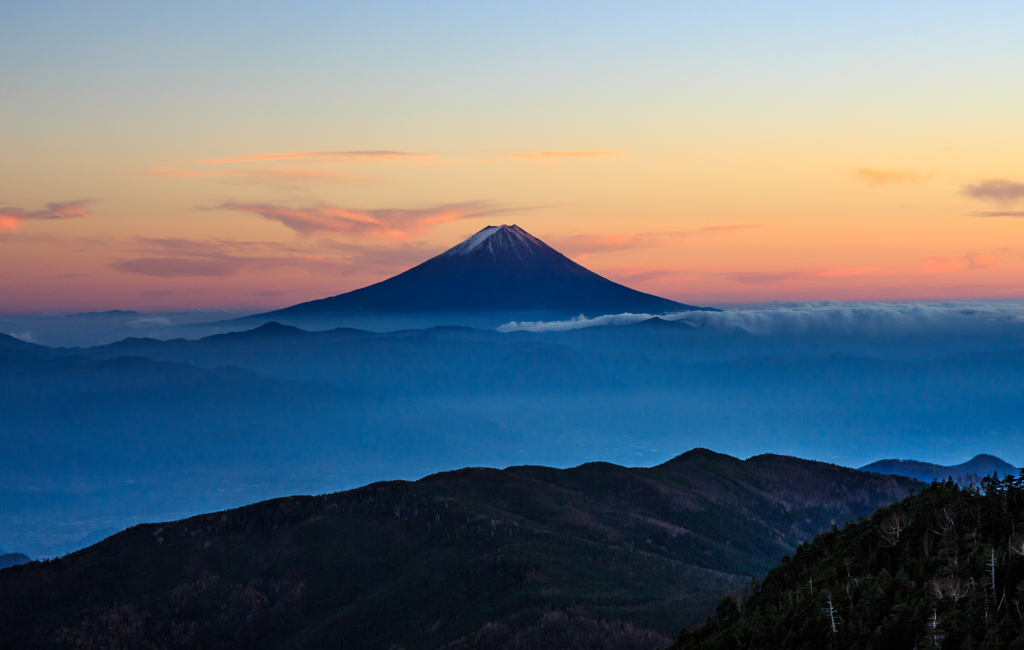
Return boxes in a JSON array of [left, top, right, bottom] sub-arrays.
[[253, 225, 702, 328]]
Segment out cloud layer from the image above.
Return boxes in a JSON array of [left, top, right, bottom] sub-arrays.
[[500, 301, 1024, 335]]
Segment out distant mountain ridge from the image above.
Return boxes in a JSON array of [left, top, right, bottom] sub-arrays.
[[260, 224, 700, 320], [0, 450, 919, 650], [0, 553, 30, 570], [860, 453, 1018, 484]]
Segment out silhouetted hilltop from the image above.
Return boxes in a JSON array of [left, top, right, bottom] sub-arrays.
[[861, 454, 1018, 484], [0, 452, 918, 650], [0, 553, 30, 570], [673, 472, 1024, 650]]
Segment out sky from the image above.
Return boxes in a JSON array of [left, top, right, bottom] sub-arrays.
[[2, 1, 1024, 313]]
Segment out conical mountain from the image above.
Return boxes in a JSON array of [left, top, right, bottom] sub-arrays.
[[265, 225, 700, 318]]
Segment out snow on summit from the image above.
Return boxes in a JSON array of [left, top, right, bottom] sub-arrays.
[[441, 225, 544, 259], [444, 226, 503, 256]]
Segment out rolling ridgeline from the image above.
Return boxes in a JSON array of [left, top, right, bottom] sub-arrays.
[[0, 450, 919, 649]]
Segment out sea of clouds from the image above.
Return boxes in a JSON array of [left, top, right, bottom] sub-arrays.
[[498, 301, 1024, 336]]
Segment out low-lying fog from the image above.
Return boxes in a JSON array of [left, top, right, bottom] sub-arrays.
[[3, 300, 1024, 557]]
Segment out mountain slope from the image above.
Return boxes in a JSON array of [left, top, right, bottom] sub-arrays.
[[262, 225, 699, 319], [0, 450, 919, 650], [861, 454, 1018, 483], [673, 474, 1024, 650]]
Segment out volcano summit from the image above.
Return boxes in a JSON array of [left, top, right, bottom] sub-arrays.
[[255, 225, 701, 329]]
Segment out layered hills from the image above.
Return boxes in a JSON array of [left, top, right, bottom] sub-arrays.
[[673, 473, 1024, 650], [5, 320, 1024, 558], [0, 450, 920, 650], [861, 454, 1018, 484]]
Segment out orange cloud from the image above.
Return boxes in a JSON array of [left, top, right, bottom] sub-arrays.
[[218, 200, 519, 238], [510, 150, 624, 160], [0, 200, 92, 230], [966, 253, 996, 269], [854, 168, 930, 186], [150, 167, 366, 183], [195, 150, 438, 164]]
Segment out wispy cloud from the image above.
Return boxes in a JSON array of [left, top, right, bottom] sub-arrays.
[[195, 150, 438, 164], [552, 225, 760, 257], [510, 150, 625, 160], [0, 200, 92, 230], [961, 179, 1024, 206], [113, 237, 440, 279], [973, 211, 1024, 218], [217, 200, 519, 238], [854, 168, 931, 186], [149, 167, 366, 184]]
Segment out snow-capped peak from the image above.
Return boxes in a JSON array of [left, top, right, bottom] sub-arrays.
[[444, 225, 505, 257], [439, 224, 546, 260]]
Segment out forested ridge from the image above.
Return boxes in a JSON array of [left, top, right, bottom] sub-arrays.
[[674, 474, 1024, 650], [0, 451, 917, 649]]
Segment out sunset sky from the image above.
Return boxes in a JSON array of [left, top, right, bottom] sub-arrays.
[[2, 1, 1024, 313]]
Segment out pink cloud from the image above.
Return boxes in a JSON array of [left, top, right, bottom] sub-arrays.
[[0, 200, 92, 229], [218, 200, 519, 238]]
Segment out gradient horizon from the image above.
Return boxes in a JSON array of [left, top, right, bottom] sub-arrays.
[[2, 1, 1024, 314]]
